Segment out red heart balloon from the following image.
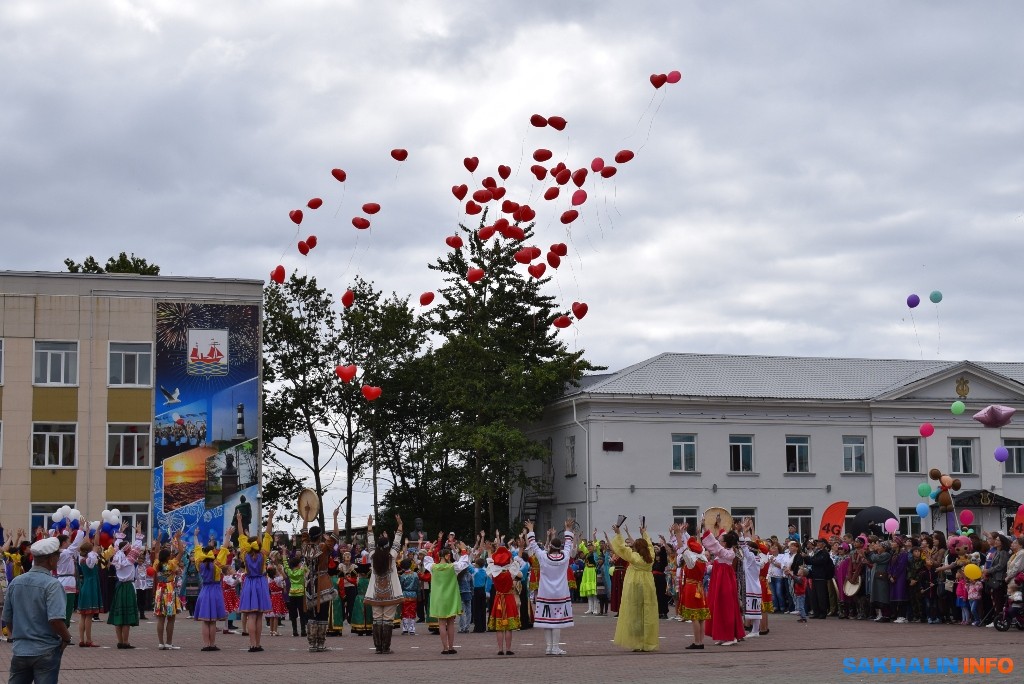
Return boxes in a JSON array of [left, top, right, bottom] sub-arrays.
[[331, 168, 347, 182], [494, 218, 510, 231], [533, 149, 553, 162], [501, 200, 519, 214], [530, 165, 548, 181], [614, 149, 635, 164], [530, 246, 542, 259], [489, 186, 506, 201], [472, 189, 492, 203], [289, 209, 303, 225], [467, 267, 485, 284], [362, 202, 381, 214], [591, 157, 605, 172], [548, 116, 567, 131], [335, 364, 358, 382], [270, 265, 285, 284], [452, 184, 468, 200], [546, 251, 561, 269], [465, 201, 482, 215], [667, 70, 681, 84], [478, 225, 495, 240], [341, 290, 355, 307], [553, 315, 572, 329], [514, 248, 533, 264], [572, 168, 588, 187], [306, 235, 317, 248], [571, 190, 587, 206], [481, 176, 496, 189], [600, 166, 617, 178], [419, 292, 435, 306], [497, 165, 511, 180], [361, 385, 382, 401], [464, 157, 479, 172], [391, 149, 408, 161], [527, 263, 546, 279], [572, 302, 589, 319], [445, 235, 463, 249], [352, 216, 370, 229], [544, 186, 560, 201], [650, 73, 667, 89], [560, 210, 579, 224], [551, 162, 567, 175], [530, 114, 548, 127], [519, 206, 535, 223], [307, 198, 323, 210], [555, 169, 571, 185], [506, 225, 525, 241]]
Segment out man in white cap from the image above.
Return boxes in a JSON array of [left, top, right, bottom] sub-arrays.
[[2, 536, 73, 683]]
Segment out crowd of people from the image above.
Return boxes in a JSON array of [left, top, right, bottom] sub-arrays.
[[2, 506, 1023, 679]]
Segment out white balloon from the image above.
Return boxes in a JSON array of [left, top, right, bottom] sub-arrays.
[[69, 508, 81, 520], [113, 515, 122, 525], [110, 508, 121, 518], [100, 509, 110, 520], [60, 505, 72, 515], [52, 511, 65, 523], [90, 521, 100, 531]]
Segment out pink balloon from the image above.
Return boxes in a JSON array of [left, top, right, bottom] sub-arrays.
[[919, 422, 935, 438], [666, 70, 682, 84], [571, 189, 587, 206], [959, 510, 974, 526], [973, 404, 1016, 428], [883, 518, 899, 534]]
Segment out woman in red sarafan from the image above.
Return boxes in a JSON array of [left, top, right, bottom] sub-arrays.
[[702, 528, 746, 646], [487, 546, 526, 655]]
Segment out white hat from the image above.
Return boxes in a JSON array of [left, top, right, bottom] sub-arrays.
[[31, 537, 60, 556]]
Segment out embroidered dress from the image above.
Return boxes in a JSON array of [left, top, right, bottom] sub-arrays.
[[487, 554, 526, 631], [526, 530, 576, 629], [107, 546, 140, 626], [677, 547, 709, 621], [610, 532, 659, 651], [702, 532, 745, 642], [268, 576, 289, 618], [400, 572, 419, 620], [76, 552, 103, 615]]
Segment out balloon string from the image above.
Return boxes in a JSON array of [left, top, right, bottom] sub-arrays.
[[934, 305, 941, 357], [909, 311, 923, 359], [635, 90, 666, 155], [332, 185, 347, 218], [622, 91, 657, 144]]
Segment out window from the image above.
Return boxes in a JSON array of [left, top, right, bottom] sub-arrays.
[[33, 341, 78, 385], [950, 438, 974, 474], [564, 436, 576, 476], [107, 424, 151, 468], [109, 342, 153, 386], [898, 507, 922, 536], [542, 437, 554, 481], [107, 503, 150, 544], [786, 436, 810, 473], [672, 506, 699, 533], [671, 434, 696, 472], [729, 435, 753, 472], [788, 508, 813, 541], [31, 423, 77, 467], [731, 507, 756, 530], [843, 436, 866, 473], [1003, 439, 1024, 474], [30, 503, 75, 538], [896, 437, 920, 473], [565, 507, 577, 523]]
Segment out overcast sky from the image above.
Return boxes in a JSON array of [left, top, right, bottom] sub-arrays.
[[3, 2, 1022, 526]]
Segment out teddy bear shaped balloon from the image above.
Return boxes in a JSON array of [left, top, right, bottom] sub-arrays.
[[928, 468, 962, 513]]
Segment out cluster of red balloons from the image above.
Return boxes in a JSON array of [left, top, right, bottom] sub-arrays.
[[650, 70, 682, 89]]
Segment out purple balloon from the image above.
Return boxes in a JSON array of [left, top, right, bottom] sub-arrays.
[[995, 446, 1009, 463], [906, 294, 921, 308]]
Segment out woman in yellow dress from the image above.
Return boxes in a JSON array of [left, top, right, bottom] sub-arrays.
[[609, 521, 659, 652]]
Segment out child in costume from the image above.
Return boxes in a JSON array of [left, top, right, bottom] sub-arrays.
[[674, 528, 709, 650], [349, 563, 372, 636], [152, 533, 184, 650], [595, 555, 609, 615], [578, 534, 599, 615], [237, 508, 275, 652], [221, 562, 240, 633], [267, 562, 289, 636], [399, 558, 419, 635], [193, 526, 231, 651], [793, 566, 809, 622], [487, 545, 526, 655], [285, 555, 307, 637], [76, 541, 104, 647], [423, 539, 470, 655]]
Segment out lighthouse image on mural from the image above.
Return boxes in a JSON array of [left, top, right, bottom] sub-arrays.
[[152, 302, 260, 546]]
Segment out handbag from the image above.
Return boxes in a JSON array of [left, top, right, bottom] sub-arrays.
[[944, 579, 955, 592]]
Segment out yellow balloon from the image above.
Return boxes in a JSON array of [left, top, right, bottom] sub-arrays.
[[964, 563, 982, 581]]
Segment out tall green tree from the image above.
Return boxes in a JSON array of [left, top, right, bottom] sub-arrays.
[[426, 212, 599, 532], [64, 252, 160, 275]]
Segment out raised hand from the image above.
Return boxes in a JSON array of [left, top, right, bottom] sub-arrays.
[[524, 520, 534, 533]]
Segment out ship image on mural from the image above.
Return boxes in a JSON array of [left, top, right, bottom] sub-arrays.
[[153, 302, 260, 545]]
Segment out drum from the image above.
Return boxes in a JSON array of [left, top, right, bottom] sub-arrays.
[[298, 488, 320, 523], [702, 507, 734, 535]]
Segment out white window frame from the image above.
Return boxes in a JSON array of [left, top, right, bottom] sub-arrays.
[[896, 437, 921, 473], [731, 507, 757, 530], [949, 437, 974, 475], [898, 507, 923, 536], [842, 435, 867, 473], [565, 435, 576, 476], [107, 423, 153, 468], [108, 341, 153, 387], [786, 435, 810, 473], [672, 506, 699, 532], [31, 423, 77, 468], [33, 341, 79, 386], [729, 435, 753, 473], [106, 502, 151, 545], [671, 434, 697, 472], [1002, 439, 1024, 474], [788, 507, 813, 540]]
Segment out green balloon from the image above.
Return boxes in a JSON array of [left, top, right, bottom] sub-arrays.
[[917, 482, 931, 497], [950, 400, 965, 415], [929, 290, 943, 303]]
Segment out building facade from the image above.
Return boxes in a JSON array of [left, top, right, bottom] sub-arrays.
[[515, 353, 1024, 540], [0, 271, 263, 542]]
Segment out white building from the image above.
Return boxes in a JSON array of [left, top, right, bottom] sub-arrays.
[[514, 353, 1024, 540]]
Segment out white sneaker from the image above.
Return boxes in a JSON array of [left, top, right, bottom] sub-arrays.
[[893, 617, 907, 624], [721, 639, 738, 646], [744, 632, 759, 638], [986, 623, 995, 628], [158, 644, 168, 650], [789, 611, 800, 615], [553, 647, 567, 655], [167, 644, 181, 650]]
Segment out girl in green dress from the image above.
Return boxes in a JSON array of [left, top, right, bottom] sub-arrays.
[[77, 541, 103, 647], [349, 564, 372, 635]]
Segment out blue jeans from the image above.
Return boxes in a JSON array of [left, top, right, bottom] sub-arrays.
[[770, 577, 788, 612], [795, 595, 807, 619], [459, 596, 472, 632], [9, 645, 63, 684]]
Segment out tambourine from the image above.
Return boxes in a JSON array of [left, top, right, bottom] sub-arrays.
[[701, 507, 733, 536], [298, 489, 320, 523]]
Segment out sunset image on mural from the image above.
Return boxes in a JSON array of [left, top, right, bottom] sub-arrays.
[[162, 446, 216, 511]]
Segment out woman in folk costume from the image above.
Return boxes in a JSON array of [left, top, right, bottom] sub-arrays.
[[423, 537, 471, 654], [56, 519, 86, 627], [152, 532, 185, 650], [107, 532, 144, 649], [578, 531, 599, 615], [609, 551, 629, 616], [758, 541, 773, 633], [701, 517, 746, 646], [525, 518, 576, 656], [364, 514, 405, 655], [76, 541, 104, 647], [681, 537, 711, 649], [610, 520, 659, 652], [739, 538, 769, 638], [237, 507, 275, 652], [487, 545, 527, 655], [193, 526, 231, 650], [349, 562, 372, 636]]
